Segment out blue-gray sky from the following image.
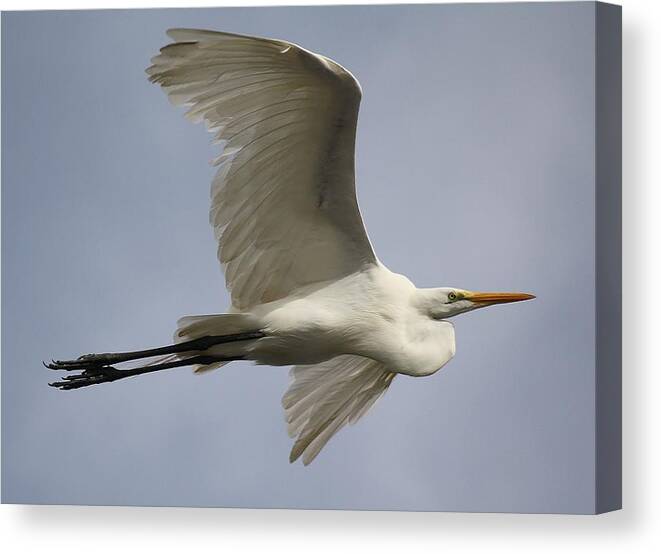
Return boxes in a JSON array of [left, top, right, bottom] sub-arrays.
[[2, 2, 597, 512]]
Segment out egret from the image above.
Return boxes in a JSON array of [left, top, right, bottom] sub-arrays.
[[48, 29, 534, 465]]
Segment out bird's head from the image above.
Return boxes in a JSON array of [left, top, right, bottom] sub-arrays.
[[415, 287, 535, 319]]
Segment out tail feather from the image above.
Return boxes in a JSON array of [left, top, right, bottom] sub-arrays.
[[175, 312, 262, 373], [175, 313, 260, 341]]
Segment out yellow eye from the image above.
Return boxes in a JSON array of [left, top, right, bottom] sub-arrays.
[[448, 291, 457, 302]]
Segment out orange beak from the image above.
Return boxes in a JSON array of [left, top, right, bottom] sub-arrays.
[[465, 291, 536, 305]]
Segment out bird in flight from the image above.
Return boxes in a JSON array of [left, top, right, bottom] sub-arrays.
[[47, 29, 534, 465]]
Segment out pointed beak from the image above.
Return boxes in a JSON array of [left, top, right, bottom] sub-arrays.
[[465, 291, 536, 305]]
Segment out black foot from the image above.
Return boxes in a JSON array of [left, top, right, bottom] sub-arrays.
[[47, 364, 123, 390], [45, 352, 234, 390], [48, 352, 123, 368]]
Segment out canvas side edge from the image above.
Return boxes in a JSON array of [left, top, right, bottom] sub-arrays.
[[594, 1, 622, 514]]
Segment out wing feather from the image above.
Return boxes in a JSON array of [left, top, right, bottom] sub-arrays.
[[148, 29, 377, 309], [283, 355, 396, 465]]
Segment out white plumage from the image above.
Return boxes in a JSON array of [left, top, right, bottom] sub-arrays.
[[284, 356, 395, 465], [147, 28, 374, 311], [147, 29, 394, 464], [49, 28, 534, 465]]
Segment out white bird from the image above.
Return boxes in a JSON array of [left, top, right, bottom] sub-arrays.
[[48, 29, 534, 465]]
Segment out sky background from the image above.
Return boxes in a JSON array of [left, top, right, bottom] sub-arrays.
[[2, 2, 597, 513]]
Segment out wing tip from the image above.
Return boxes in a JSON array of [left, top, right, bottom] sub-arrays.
[[289, 445, 314, 466], [165, 27, 285, 47], [166, 28, 218, 42], [289, 447, 301, 464]]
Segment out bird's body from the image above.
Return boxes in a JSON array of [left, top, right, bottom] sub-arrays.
[[48, 28, 534, 465], [198, 265, 454, 376]]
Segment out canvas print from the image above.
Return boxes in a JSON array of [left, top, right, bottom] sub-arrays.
[[1, 2, 621, 513]]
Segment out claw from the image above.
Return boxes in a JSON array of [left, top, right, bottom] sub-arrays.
[[45, 361, 70, 370], [62, 374, 87, 381], [47, 354, 108, 371], [46, 359, 90, 371]]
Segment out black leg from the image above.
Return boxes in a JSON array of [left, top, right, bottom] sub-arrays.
[[48, 354, 244, 390], [47, 331, 264, 371]]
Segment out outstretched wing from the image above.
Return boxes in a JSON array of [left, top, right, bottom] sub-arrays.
[[283, 355, 396, 465], [148, 29, 377, 310]]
